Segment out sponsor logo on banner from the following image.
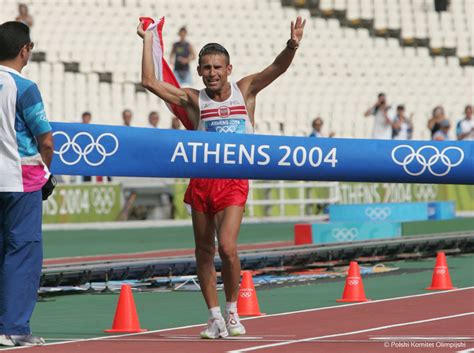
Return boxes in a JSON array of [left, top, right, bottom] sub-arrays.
[[92, 187, 116, 214], [331, 227, 359, 242], [53, 131, 119, 166], [414, 184, 438, 201], [391, 145, 464, 177], [365, 206, 392, 220], [42, 185, 120, 223]]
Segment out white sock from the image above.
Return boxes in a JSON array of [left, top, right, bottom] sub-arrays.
[[226, 301, 237, 314], [209, 306, 222, 319]]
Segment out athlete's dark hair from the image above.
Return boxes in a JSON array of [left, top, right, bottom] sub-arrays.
[[0, 21, 31, 61], [198, 43, 230, 65]]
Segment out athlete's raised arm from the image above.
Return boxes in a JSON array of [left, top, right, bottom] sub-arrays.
[[137, 22, 197, 107], [238, 17, 306, 98]]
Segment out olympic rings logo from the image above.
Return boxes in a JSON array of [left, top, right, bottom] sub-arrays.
[[215, 125, 237, 133], [53, 131, 119, 167], [347, 277, 360, 286], [391, 145, 464, 177], [365, 207, 391, 221], [239, 289, 253, 298], [414, 184, 438, 201], [435, 267, 447, 275], [92, 187, 116, 214], [331, 228, 359, 242]]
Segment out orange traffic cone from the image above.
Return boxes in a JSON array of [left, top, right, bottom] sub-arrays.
[[237, 271, 264, 316], [426, 252, 456, 290], [337, 262, 371, 302], [105, 285, 148, 333]]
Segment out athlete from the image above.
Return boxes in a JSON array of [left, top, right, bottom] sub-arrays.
[[137, 17, 305, 339]]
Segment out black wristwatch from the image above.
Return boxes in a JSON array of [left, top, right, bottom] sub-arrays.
[[286, 39, 299, 50]]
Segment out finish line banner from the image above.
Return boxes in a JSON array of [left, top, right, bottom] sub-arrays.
[[50, 123, 474, 185]]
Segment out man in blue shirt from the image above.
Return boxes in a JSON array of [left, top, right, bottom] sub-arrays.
[[0, 21, 55, 347]]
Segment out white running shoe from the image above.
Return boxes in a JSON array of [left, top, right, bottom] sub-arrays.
[[200, 316, 229, 339], [0, 335, 15, 347], [9, 334, 45, 346], [226, 311, 246, 336]]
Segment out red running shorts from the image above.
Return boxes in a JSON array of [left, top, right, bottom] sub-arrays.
[[184, 178, 249, 215]]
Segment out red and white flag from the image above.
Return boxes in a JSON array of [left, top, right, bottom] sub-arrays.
[[141, 16, 193, 130]]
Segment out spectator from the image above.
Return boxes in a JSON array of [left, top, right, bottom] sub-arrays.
[[364, 93, 393, 139], [15, 4, 33, 28], [309, 117, 334, 137], [169, 26, 196, 86], [433, 119, 451, 140], [434, 0, 449, 12], [427, 105, 446, 138], [79, 112, 92, 182], [171, 117, 182, 130], [81, 111, 91, 124], [456, 104, 473, 140], [122, 109, 133, 126], [148, 111, 160, 128], [392, 105, 413, 140]]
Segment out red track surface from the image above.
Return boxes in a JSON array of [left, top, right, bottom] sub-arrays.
[[43, 241, 293, 266], [10, 288, 474, 353]]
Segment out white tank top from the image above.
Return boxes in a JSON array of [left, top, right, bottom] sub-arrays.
[[197, 82, 254, 134]]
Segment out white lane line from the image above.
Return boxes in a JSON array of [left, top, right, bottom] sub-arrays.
[[370, 336, 474, 341], [2, 287, 472, 351], [228, 312, 474, 353]]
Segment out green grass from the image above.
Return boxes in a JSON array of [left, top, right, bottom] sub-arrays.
[[42, 223, 295, 259]]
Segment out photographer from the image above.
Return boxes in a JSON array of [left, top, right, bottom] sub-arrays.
[[364, 92, 394, 139], [392, 105, 414, 140]]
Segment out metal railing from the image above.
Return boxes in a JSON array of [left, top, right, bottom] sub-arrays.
[[246, 180, 340, 217]]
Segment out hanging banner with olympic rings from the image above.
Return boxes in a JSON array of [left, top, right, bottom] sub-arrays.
[[50, 123, 474, 185]]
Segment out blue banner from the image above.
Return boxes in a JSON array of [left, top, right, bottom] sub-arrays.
[[311, 221, 401, 243], [428, 201, 456, 220], [50, 123, 474, 184], [329, 202, 430, 222]]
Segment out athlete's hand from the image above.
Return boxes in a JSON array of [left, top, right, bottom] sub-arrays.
[[289, 16, 306, 47], [137, 22, 148, 39]]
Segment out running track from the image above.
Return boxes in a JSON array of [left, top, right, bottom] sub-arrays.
[[6, 288, 474, 353]]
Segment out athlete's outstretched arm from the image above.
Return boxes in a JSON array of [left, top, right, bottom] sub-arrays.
[[137, 22, 195, 107], [238, 17, 306, 97]]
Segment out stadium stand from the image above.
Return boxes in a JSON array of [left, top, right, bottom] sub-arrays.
[[0, 0, 472, 139]]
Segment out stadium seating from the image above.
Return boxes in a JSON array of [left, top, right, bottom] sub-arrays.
[[0, 0, 472, 139]]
